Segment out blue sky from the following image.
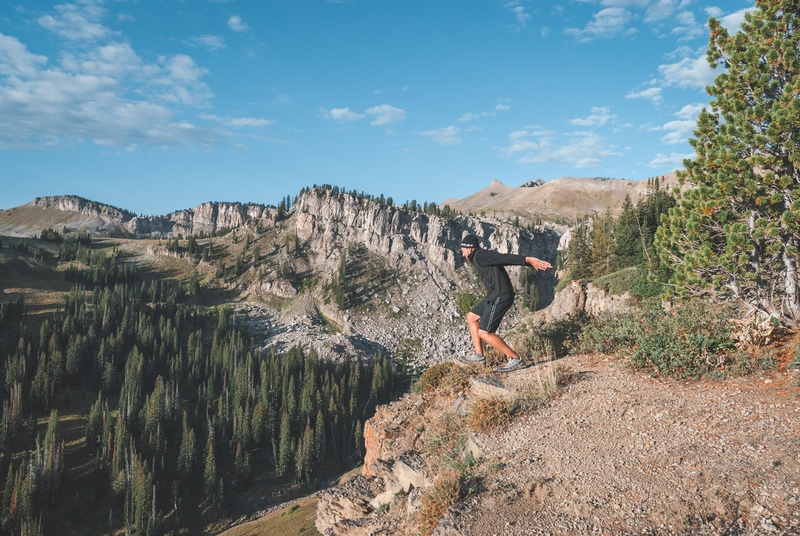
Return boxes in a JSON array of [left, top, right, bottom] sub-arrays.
[[1, 0, 753, 215]]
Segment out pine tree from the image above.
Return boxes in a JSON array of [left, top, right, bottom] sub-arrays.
[[656, 1, 800, 326], [203, 428, 216, 500], [590, 210, 615, 278], [565, 217, 593, 281], [613, 195, 642, 269], [277, 409, 293, 475]]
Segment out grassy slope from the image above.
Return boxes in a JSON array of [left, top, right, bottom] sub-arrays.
[[218, 498, 320, 536]]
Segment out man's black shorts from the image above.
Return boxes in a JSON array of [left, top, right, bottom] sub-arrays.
[[470, 293, 514, 333]]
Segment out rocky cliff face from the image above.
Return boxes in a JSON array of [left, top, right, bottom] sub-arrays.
[[25, 195, 280, 237], [294, 188, 559, 281], [31, 195, 130, 230], [125, 202, 279, 236], [259, 189, 563, 365]]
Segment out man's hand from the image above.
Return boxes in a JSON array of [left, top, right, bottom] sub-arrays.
[[525, 256, 553, 271]]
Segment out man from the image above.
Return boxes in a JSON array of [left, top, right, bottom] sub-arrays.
[[456, 234, 553, 372]]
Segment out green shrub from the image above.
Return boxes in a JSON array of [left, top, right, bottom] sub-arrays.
[[579, 299, 739, 378], [588, 266, 665, 298], [528, 311, 589, 359], [456, 292, 482, 316], [591, 266, 639, 295], [553, 277, 570, 294]]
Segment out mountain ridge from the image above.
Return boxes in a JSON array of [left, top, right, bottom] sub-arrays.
[[1, 172, 679, 239], [442, 172, 679, 223]]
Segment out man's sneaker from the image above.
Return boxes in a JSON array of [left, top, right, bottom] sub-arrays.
[[497, 357, 523, 373], [456, 352, 485, 366]]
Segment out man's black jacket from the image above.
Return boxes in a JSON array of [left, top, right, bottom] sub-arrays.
[[467, 248, 527, 302]]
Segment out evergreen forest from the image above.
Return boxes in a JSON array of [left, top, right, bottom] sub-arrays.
[[0, 245, 401, 535], [559, 176, 676, 297]]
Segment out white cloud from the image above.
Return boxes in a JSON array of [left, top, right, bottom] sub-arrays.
[[0, 23, 221, 150], [458, 111, 495, 122], [659, 120, 695, 144], [719, 7, 755, 33], [503, 131, 621, 167], [649, 152, 693, 168], [659, 52, 715, 88], [0, 34, 47, 78], [656, 103, 703, 144], [419, 126, 461, 146], [200, 114, 274, 127], [228, 15, 249, 32], [365, 104, 406, 125], [665, 45, 694, 60], [506, 140, 542, 154], [38, 1, 110, 41], [705, 7, 724, 18], [565, 7, 633, 42], [509, 130, 529, 140], [273, 94, 293, 106], [600, 0, 650, 7], [505, 1, 531, 27], [569, 106, 616, 126], [496, 98, 511, 111], [674, 103, 703, 119], [626, 86, 662, 105], [671, 11, 704, 40], [644, 0, 676, 23], [187, 35, 226, 51], [323, 107, 364, 121]]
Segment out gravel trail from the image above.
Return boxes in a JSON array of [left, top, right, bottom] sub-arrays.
[[453, 354, 800, 535]]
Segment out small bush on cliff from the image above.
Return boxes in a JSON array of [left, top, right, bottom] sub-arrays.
[[527, 311, 589, 359], [579, 299, 739, 378], [414, 363, 481, 394], [468, 398, 517, 432], [415, 454, 479, 536]]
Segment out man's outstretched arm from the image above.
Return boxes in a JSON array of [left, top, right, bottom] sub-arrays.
[[525, 256, 553, 271]]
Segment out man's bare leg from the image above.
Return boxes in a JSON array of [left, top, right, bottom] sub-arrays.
[[466, 312, 483, 355], [478, 330, 517, 358]]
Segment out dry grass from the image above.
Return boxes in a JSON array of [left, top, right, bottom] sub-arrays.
[[468, 397, 517, 432], [415, 467, 465, 535], [425, 412, 468, 468], [416, 362, 486, 394], [519, 363, 575, 408]]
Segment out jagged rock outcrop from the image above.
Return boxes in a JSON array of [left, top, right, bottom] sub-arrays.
[[294, 187, 560, 283], [316, 475, 386, 535], [317, 393, 442, 536], [126, 202, 279, 236], [526, 280, 629, 327]]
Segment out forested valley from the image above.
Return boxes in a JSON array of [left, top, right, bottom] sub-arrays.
[[0, 243, 401, 535]]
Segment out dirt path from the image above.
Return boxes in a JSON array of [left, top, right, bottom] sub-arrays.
[[451, 354, 800, 535]]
